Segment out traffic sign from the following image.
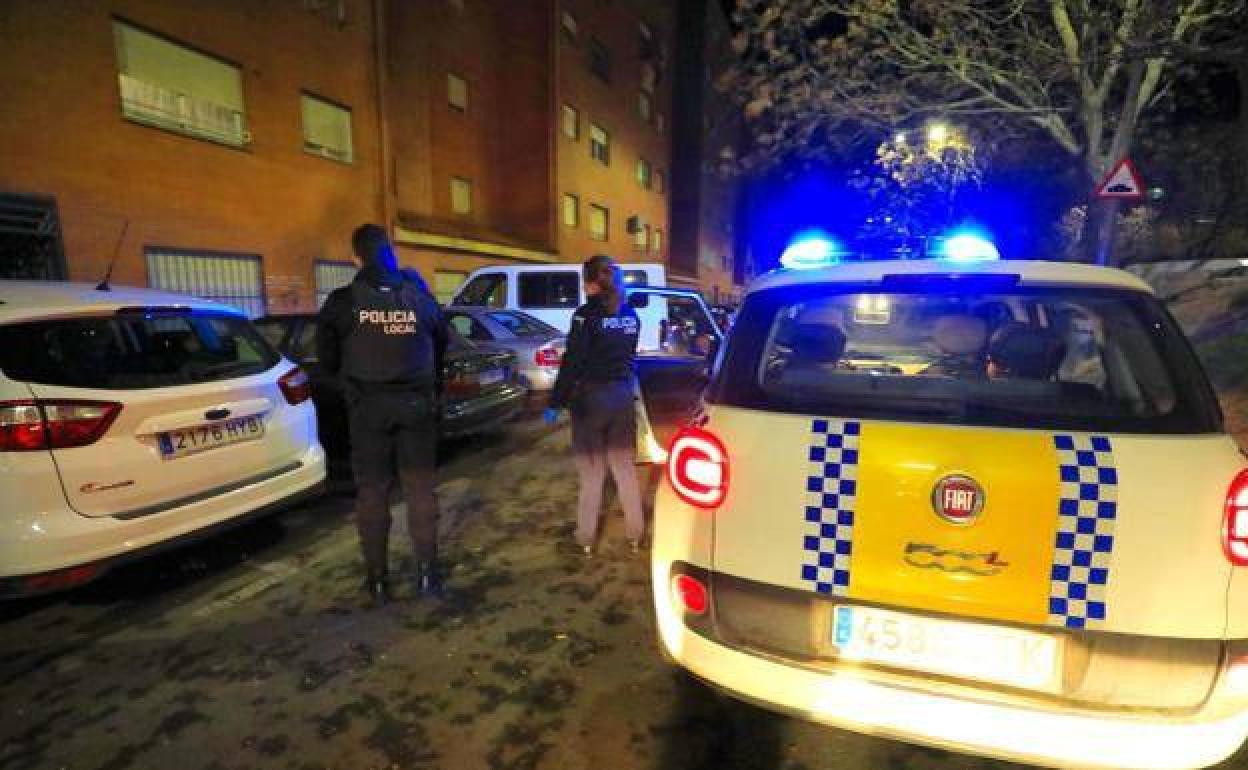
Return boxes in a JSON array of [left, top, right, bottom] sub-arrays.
[[1094, 158, 1145, 200]]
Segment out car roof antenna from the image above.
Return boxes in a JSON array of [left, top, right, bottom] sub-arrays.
[[96, 220, 129, 292]]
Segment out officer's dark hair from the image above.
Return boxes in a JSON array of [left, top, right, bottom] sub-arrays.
[[584, 254, 623, 313], [352, 223, 389, 260]]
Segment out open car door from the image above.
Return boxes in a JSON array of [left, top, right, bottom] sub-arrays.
[[626, 287, 724, 463]]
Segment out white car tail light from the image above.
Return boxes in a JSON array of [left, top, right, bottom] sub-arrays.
[[0, 400, 122, 451], [667, 426, 729, 509], [278, 367, 312, 405], [672, 574, 709, 615], [1224, 470, 1248, 566]]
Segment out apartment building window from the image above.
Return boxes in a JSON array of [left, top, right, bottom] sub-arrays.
[[588, 37, 611, 82], [113, 20, 248, 148], [146, 248, 266, 318], [636, 158, 652, 189], [561, 104, 579, 139], [655, 169, 666, 194], [589, 124, 610, 165], [639, 21, 655, 58], [561, 10, 578, 42], [315, 261, 357, 307], [588, 204, 609, 241], [655, 112, 665, 134], [641, 62, 657, 94], [638, 92, 653, 123], [652, 227, 663, 256], [633, 222, 649, 250], [447, 73, 468, 111], [451, 177, 473, 214], [301, 94, 353, 163], [562, 193, 579, 227]]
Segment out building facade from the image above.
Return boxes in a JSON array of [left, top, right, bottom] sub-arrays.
[[0, 0, 730, 314]]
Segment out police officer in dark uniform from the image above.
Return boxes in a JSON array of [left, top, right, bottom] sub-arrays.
[[318, 224, 448, 605], [545, 255, 645, 555]]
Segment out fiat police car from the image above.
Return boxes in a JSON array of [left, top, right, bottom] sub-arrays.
[[651, 233, 1248, 769]]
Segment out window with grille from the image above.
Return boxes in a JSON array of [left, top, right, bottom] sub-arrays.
[[588, 37, 611, 82], [113, 20, 248, 148], [652, 227, 663, 256], [451, 177, 473, 214], [301, 94, 353, 163], [634, 223, 649, 250], [590, 123, 610, 165], [636, 158, 652, 189], [562, 193, 579, 227], [146, 248, 265, 318], [315, 261, 356, 307], [589, 204, 609, 241], [561, 104, 579, 139]]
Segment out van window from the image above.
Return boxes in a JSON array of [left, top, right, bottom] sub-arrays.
[[0, 310, 279, 390], [712, 284, 1222, 434], [456, 273, 507, 308], [519, 272, 580, 309]]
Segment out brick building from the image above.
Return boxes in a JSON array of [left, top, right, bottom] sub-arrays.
[[0, 0, 735, 314]]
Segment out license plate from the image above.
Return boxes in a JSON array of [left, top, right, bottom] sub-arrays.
[[159, 416, 265, 459], [832, 605, 1060, 690], [478, 368, 504, 386]]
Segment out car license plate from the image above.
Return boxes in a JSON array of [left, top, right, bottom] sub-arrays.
[[832, 605, 1060, 690], [159, 416, 265, 459], [478, 368, 504, 386]]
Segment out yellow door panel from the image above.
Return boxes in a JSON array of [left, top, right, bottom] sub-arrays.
[[849, 423, 1060, 624]]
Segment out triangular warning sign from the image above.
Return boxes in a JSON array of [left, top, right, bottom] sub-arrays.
[[1095, 158, 1145, 200]]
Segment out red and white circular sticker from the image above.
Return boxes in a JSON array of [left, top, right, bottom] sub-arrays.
[[931, 475, 985, 525]]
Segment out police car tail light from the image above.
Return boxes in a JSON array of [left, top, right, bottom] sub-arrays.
[[278, 367, 312, 406], [672, 574, 709, 616], [535, 345, 562, 368], [667, 426, 729, 509], [1224, 469, 1248, 566], [0, 400, 121, 451]]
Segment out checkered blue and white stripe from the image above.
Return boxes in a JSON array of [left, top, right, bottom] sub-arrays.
[[800, 419, 861, 596], [1049, 434, 1118, 629]]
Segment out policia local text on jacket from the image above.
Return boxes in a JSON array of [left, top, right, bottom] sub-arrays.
[[317, 229, 448, 602], [550, 292, 645, 551]]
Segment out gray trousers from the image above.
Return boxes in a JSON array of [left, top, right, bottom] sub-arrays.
[[570, 381, 645, 547], [348, 389, 439, 575]]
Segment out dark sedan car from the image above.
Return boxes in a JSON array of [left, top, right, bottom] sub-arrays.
[[255, 314, 527, 458]]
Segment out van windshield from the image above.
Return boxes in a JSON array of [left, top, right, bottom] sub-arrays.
[[0, 309, 280, 390], [711, 283, 1222, 434]]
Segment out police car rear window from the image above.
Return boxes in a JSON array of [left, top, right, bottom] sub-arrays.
[[0, 310, 280, 390], [711, 284, 1222, 434]]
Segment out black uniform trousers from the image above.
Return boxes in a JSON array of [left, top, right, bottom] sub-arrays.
[[347, 387, 439, 575]]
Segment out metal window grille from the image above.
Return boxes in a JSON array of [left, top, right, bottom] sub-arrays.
[[0, 193, 67, 280], [315, 261, 357, 307], [146, 249, 266, 317]]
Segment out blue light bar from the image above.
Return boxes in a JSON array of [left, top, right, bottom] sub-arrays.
[[780, 231, 843, 270], [936, 232, 1000, 262]]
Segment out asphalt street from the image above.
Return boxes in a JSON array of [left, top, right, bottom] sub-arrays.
[[3, 415, 1244, 770]]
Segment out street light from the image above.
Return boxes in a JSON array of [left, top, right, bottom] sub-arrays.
[[894, 132, 907, 145], [926, 122, 949, 144]]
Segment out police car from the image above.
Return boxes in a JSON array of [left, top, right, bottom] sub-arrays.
[[651, 233, 1248, 770]]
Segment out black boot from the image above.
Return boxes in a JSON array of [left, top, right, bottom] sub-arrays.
[[414, 560, 444, 600], [363, 571, 391, 607]]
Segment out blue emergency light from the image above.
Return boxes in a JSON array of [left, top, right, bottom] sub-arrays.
[[935, 231, 1000, 262], [780, 231, 844, 270]]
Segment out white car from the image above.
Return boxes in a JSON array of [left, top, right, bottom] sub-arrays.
[[652, 247, 1248, 770], [0, 282, 326, 597]]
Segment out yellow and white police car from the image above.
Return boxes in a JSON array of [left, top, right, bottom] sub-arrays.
[[651, 233, 1248, 769]]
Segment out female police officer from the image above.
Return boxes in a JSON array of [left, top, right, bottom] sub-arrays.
[[544, 255, 645, 555]]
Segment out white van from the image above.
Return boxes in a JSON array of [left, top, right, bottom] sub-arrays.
[[451, 263, 668, 350]]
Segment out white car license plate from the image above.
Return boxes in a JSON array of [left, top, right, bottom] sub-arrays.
[[159, 416, 265, 459], [478, 368, 504, 386], [832, 605, 1060, 690]]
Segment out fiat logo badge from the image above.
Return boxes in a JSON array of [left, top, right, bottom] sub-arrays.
[[932, 475, 985, 525]]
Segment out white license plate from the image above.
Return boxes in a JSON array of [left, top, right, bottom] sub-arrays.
[[832, 605, 1060, 690], [478, 368, 504, 386], [159, 416, 265, 459]]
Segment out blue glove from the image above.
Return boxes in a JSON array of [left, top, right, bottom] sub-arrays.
[[542, 407, 561, 425]]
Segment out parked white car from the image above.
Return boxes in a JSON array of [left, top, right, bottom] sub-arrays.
[[0, 282, 326, 597], [451, 263, 669, 349]]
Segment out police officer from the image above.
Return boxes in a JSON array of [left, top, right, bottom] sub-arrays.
[[318, 224, 448, 605], [545, 255, 645, 555]]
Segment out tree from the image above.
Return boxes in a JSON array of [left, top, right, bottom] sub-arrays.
[[724, 0, 1244, 263]]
